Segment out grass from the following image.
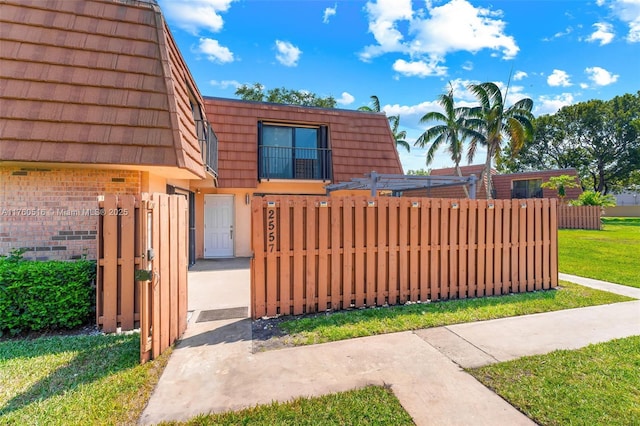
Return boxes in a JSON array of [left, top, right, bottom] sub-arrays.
[[277, 281, 633, 345], [0, 333, 170, 426], [559, 217, 640, 288], [469, 336, 640, 426], [162, 385, 414, 426]]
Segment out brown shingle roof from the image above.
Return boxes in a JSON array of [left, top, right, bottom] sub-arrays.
[[0, 0, 206, 178], [203, 97, 403, 188]]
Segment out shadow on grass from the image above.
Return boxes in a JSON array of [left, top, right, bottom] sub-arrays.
[[0, 333, 138, 416], [279, 287, 566, 334]]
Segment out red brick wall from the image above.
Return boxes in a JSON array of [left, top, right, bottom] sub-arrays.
[[0, 167, 141, 260]]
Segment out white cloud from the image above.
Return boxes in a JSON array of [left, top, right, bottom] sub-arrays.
[[336, 92, 355, 105], [587, 22, 615, 45], [393, 58, 447, 77], [275, 40, 301, 67], [547, 69, 572, 87], [409, 0, 519, 59], [360, 0, 519, 78], [210, 79, 241, 89], [198, 38, 234, 63], [160, 0, 235, 35], [513, 71, 528, 81], [462, 61, 474, 71], [360, 0, 413, 61], [544, 26, 573, 41], [323, 4, 337, 24], [535, 93, 575, 115], [585, 66, 619, 85], [609, 0, 640, 42]]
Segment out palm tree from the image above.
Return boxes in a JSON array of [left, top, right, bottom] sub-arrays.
[[359, 95, 410, 153], [414, 87, 471, 196], [465, 82, 534, 199], [389, 115, 411, 153]]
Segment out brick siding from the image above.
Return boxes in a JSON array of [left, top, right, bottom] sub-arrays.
[[0, 167, 140, 260]]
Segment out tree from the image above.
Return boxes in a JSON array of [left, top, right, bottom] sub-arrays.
[[414, 86, 471, 196], [501, 92, 640, 194], [466, 82, 534, 199], [540, 174, 579, 203], [406, 168, 430, 175], [359, 95, 410, 152], [569, 190, 616, 207], [235, 83, 337, 108]]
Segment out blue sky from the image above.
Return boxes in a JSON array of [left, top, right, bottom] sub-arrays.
[[157, 0, 640, 172]]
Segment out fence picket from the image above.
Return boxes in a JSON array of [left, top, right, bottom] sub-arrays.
[[305, 198, 317, 313], [408, 199, 420, 301], [419, 199, 430, 301], [280, 197, 291, 315], [377, 197, 389, 306], [476, 200, 486, 297], [365, 199, 377, 306], [331, 198, 342, 310]]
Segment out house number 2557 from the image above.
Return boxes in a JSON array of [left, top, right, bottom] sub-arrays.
[[267, 208, 276, 253]]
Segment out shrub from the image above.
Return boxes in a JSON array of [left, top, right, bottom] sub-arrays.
[[0, 256, 96, 336], [569, 190, 616, 207]]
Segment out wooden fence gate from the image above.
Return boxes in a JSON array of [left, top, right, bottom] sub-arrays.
[[251, 196, 558, 319], [97, 193, 188, 363]]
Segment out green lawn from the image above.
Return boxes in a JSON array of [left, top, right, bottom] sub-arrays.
[[0, 333, 168, 426], [277, 281, 632, 346], [469, 336, 640, 426], [559, 217, 640, 288], [163, 385, 414, 426]]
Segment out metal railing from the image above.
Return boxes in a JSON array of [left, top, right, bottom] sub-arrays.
[[258, 145, 332, 181], [195, 119, 218, 176]]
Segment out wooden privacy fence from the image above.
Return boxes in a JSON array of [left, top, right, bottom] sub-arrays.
[[251, 196, 558, 319], [97, 193, 188, 363], [558, 204, 602, 230]]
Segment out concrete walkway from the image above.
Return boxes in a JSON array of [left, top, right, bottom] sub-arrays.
[[139, 264, 640, 425]]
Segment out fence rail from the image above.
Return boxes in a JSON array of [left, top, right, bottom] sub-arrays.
[[558, 205, 602, 229], [97, 193, 188, 363], [251, 196, 558, 319]]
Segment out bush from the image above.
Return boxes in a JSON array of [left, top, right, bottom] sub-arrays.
[[569, 190, 616, 207], [0, 255, 96, 336]]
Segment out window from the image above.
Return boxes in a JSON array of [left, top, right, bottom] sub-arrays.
[[258, 122, 331, 180], [512, 179, 543, 198]]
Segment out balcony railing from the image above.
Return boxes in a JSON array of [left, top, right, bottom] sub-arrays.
[[259, 145, 332, 181], [195, 119, 218, 176]]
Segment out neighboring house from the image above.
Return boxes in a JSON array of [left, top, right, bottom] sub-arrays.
[[404, 165, 582, 201], [493, 169, 582, 200], [199, 97, 403, 258], [0, 0, 216, 261], [0, 1, 403, 262]]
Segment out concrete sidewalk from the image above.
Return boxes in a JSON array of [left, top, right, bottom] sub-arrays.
[[139, 265, 640, 425]]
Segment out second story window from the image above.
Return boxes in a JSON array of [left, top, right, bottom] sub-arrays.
[[258, 122, 331, 181], [512, 178, 543, 198]]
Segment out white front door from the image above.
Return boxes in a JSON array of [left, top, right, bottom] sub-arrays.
[[204, 195, 234, 258]]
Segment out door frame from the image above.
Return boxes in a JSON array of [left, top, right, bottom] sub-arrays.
[[203, 194, 235, 258]]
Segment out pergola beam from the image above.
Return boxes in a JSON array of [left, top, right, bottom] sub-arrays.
[[326, 171, 478, 199]]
